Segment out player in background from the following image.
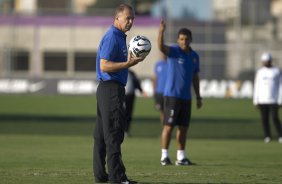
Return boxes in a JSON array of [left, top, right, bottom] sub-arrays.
[[153, 53, 167, 126], [124, 69, 144, 137], [94, 4, 144, 184], [253, 52, 282, 143], [158, 19, 202, 166]]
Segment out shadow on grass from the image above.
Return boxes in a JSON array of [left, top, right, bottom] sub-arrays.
[[0, 114, 95, 123], [0, 113, 261, 139], [0, 113, 256, 124]]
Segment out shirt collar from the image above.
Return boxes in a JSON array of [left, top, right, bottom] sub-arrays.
[[111, 25, 127, 38]]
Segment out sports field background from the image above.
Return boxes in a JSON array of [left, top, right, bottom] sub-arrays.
[[1, 95, 282, 184], [0, 95, 267, 138]]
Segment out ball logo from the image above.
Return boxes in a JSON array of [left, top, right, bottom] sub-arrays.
[[137, 43, 149, 47]]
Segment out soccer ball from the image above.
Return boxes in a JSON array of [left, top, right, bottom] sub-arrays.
[[128, 35, 151, 58]]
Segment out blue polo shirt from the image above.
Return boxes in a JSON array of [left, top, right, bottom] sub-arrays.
[[164, 45, 200, 100], [154, 60, 167, 94], [96, 25, 128, 86]]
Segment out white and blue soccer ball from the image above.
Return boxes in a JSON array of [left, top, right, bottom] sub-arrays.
[[128, 35, 151, 58]]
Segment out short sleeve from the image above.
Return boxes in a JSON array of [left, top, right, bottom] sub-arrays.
[[100, 36, 118, 61], [167, 46, 179, 58]]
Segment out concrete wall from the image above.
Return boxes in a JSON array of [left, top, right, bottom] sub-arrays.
[[0, 16, 161, 78]]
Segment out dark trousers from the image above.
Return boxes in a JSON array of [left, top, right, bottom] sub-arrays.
[[258, 104, 282, 138], [94, 81, 127, 182], [125, 94, 135, 133]]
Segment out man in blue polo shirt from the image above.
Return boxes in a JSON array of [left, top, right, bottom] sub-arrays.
[[158, 20, 203, 166], [94, 4, 144, 184]]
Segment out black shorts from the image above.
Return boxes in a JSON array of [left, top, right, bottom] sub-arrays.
[[163, 96, 191, 126], [154, 93, 164, 111]]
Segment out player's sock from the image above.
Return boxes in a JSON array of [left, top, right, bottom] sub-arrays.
[[161, 149, 169, 160], [177, 150, 186, 160]]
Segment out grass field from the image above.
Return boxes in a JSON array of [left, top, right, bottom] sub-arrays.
[[1, 95, 282, 184]]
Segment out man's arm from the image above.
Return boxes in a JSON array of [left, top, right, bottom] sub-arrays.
[[192, 73, 202, 109], [100, 51, 144, 72], [158, 20, 170, 56]]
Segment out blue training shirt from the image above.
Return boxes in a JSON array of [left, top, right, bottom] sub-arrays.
[[154, 60, 167, 94], [96, 25, 128, 86], [164, 45, 200, 100]]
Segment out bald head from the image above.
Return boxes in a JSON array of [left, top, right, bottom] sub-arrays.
[[114, 4, 135, 33], [115, 4, 134, 17]]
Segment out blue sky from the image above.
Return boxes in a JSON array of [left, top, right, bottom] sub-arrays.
[[151, 0, 213, 21]]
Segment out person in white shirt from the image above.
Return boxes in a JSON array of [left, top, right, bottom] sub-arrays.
[[253, 52, 282, 143]]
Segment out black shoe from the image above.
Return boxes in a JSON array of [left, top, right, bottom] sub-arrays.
[[160, 157, 172, 166], [175, 158, 195, 166], [109, 179, 137, 184], [95, 178, 108, 183], [95, 174, 108, 183]]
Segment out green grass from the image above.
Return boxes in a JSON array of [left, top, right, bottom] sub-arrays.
[[1, 95, 282, 183], [0, 95, 276, 139], [1, 135, 282, 184], [0, 95, 258, 118]]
